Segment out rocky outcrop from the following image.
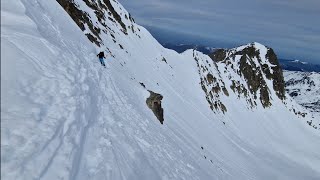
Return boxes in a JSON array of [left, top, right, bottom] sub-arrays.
[[194, 51, 228, 114], [209, 42, 286, 108], [209, 49, 226, 62], [265, 49, 286, 100], [56, 0, 132, 46], [102, 0, 127, 33], [146, 91, 164, 124], [56, 0, 102, 46], [237, 46, 271, 107]]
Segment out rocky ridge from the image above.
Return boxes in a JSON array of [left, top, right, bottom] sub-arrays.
[[55, 0, 317, 126]]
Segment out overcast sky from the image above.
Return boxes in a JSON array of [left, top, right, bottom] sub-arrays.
[[119, 0, 320, 64]]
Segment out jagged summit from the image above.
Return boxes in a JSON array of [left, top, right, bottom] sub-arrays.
[[195, 42, 285, 112]]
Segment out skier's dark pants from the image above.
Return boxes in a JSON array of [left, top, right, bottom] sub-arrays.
[[99, 57, 105, 66]]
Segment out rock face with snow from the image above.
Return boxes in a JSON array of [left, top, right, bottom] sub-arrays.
[[1, 0, 320, 180], [284, 71, 320, 127], [207, 43, 285, 109], [56, 0, 138, 47], [193, 42, 287, 114]]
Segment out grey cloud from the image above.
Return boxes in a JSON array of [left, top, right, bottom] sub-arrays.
[[119, 0, 320, 64]]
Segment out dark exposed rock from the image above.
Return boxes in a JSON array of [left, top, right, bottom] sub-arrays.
[[289, 91, 299, 97], [102, 0, 127, 34], [285, 75, 315, 87], [212, 85, 221, 94], [129, 13, 135, 23], [208, 43, 286, 108], [260, 84, 271, 107], [236, 45, 260, 57], [239, 54, 262, 95], [220, 102, 227, 113], [194, 51, 228, 113], [209, 49, 226, 62], [207, 73, 214, 84], [56, 0, 128, 46], [162, 57, 168, 64], [237, 46, 272, 107], [146, 91, 164, 124], [85, 33, 99, 46], [266, 48, 286, 100], [139, 82, 146, 88], [222, 86, 229, 96], [56, 0, 102, 46]]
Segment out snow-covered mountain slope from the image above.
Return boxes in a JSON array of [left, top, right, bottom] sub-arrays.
[[1, 0, 320, 180], [284, 71, 320, 120]]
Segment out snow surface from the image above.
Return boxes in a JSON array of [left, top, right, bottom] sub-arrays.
[[284, 70, 320, 118], [1, 0, 320, 180]]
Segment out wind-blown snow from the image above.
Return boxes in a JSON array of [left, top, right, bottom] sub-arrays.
[[1, 0, 320, 180]]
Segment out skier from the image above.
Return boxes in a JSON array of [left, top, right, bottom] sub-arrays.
[[97, 51, 106, 67]]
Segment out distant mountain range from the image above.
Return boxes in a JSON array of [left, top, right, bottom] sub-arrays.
[[162, 43, 217, 54], [279, 59, 320, 72], [162, 43, 320, 72]]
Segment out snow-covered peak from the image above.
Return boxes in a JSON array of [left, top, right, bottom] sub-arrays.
[[234, 42, 266, 52], [208, 42, 286, 108]]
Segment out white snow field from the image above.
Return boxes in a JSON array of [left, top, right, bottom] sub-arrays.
[[1, 0, 320, 180]]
